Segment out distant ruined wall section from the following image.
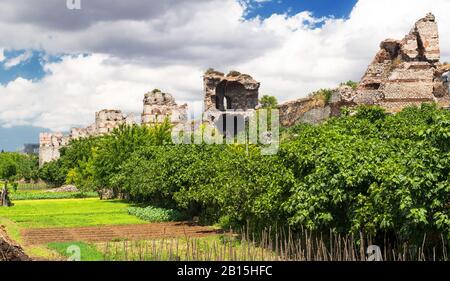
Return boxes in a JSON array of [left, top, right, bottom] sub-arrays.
[[39, 89, 190, 166], [39, 90, 187, 166], [39, 109, 134, 166], [279, 97, 330, 127], [39, 132, 70, 167]]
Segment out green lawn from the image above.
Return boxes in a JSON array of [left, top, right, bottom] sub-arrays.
[[47, 241, 104, 261], [0, 198, 147, 228]]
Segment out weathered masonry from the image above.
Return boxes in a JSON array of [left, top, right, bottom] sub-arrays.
[[202, 70, 260, 137], [279, 13, 450, 127], [39, 109, 134, 166]]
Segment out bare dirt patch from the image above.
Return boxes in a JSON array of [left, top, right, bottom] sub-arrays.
[[21, 222, 220, 245]]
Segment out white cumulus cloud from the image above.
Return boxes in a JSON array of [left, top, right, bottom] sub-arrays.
[[0, 0, 449, 130]]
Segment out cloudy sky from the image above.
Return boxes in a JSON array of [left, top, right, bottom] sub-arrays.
[[0, 0, 450, 150]]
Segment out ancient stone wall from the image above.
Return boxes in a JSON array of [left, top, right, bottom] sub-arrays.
[[356, 13, 449, 112], [39, 89, 188, 166], [279, 97, 329, 127], [39, 109, 134, 166], [141, 90, 187, 125], [39, 132, 70, 166]]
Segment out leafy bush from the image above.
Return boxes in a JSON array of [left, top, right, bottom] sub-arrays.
[[127, 206, 185, 222], [259, 95, 278, 109], [0, 152, 39, 182]]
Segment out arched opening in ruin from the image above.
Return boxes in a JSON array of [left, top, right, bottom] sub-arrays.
[[215, 80, 246, 111]]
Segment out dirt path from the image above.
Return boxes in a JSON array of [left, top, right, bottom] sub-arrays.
[[21, 222, 220, 245]]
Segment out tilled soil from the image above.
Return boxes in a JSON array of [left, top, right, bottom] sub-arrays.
[[22, 222, 220, 245]]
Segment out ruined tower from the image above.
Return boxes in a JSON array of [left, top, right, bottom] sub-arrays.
[[203, 70, 260, 112], [356, 13, 450, 111], [141, 89, 188, 125], [202, 70, 260, 137], [39, 132, 70, 166]]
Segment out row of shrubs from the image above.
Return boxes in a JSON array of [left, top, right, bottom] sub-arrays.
[[127, 206, 185, 223], [10, 191, 98, 201], [38, 104, 450, 246]]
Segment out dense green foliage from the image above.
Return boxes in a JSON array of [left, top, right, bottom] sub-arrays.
[[259, 95, 278, 109], [39, 121, 172, 191], [0, 152, 39, 182], [127, 206, 184, 222], [37, 103, 450, 244]]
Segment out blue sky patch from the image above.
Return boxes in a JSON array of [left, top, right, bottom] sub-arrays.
[[0, 49, 62, 85], [242, 0, 357, 20]]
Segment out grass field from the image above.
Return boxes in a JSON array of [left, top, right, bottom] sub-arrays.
[[47, 241, 104, 261], [0, 198, 146, 228]]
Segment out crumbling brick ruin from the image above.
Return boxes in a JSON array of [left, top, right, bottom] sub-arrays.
[[202, 70, 260, 136], [280, 13, 450, 127], [356, 12, 449, 111], [39, 109, 134, 166], [39, 90, 188, 166], [39, 132, 70, 166], [141, 89, 188, 125], [203, 69, 260, 112], [71, 109, 135, 140]]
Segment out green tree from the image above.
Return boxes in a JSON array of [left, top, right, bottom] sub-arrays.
[[259, 95, 278, 109]]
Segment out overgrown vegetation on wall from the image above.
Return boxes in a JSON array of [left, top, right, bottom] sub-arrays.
[[37, 104, 450, 246]]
